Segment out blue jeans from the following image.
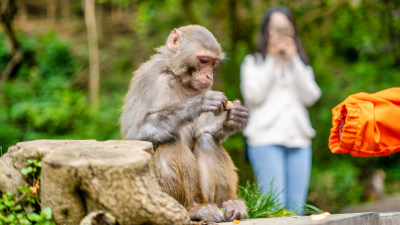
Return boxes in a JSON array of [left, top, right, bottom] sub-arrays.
[[247, 144, 312, 215]]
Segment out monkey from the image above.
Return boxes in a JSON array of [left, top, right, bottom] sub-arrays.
[[120, 25, 248, 223]]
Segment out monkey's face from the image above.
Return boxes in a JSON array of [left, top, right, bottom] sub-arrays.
[[165, 26, 224, 91], [190, 55, 219, 90]]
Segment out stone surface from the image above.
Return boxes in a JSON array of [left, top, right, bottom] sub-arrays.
[[217, 212, 400, 225], [341, 195, 400, 213], [0, 140, 190, 225], [217, 213, 380, 225], [380, 212, 400, 225]]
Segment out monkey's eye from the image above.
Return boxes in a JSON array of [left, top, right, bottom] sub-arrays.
[[199, 57, 210, 64], [212, 61, 219, 68]]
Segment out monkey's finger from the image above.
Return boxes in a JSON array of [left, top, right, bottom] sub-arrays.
[[225, 120, 246, 130], [205, 106, 222, 114], [224, 210, 234, 222], [232, 99, 242, 105], [218, 100, 228, 112], [230, 106, 248, 114], [228, 116, 247, 127], [203, 98, 225, 110], [228, 118, 247, 128], [229, 110, 248, 119], [208, 105, 225, 115], [232, 211, 244, 220], [226, 101, 246, 112], [230, 105, 248, 113], [211, 102, 226, 114], [211, 97, 227, 110], [208, 90, 227, 100], [204, 91, 226, 103], [228, 111, 247, 120]]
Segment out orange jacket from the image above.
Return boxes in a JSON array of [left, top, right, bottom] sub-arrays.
[[329, 87, 400, 157]]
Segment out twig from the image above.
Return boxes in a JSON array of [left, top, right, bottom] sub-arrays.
[[0, 48, 23, 92]]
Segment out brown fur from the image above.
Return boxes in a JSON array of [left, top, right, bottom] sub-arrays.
[[154, 141, 200, 208], [193, 133, 237, 206], [154, 133, 238, 209]]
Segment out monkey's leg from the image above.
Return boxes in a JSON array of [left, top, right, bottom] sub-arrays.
[[193, 133, 247, 221], [154, 142, 200, 209], [194, 133, 237, 204]]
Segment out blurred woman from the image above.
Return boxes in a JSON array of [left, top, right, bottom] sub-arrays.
[[240, 7, 321, 215]]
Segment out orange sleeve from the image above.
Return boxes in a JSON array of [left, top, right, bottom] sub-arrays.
[[329, 87, 400, 157]]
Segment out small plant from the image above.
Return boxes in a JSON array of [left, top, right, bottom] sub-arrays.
[[0, 159, 55, 224], [237, 181, 296, 218], [0, 191, 31, 225], [304, 204, 324, 215], [21, 159, 42, 184]]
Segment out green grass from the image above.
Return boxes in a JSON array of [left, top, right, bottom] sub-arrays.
[[237, 181, 296, 218], [238, 181, 323, 218]]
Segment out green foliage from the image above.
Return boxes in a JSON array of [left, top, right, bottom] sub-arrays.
[[27, 208, 55, 225], [0, 32, 121, 151], [308, 160, 364, 213], [0, 35, 9, 72], [237, 181, 296, 218], [21, 159, 42, 185], [0, 191, 55, 225], [0, 192, 30, 225], [0, 159, 55, 225], [37, 34, 77, 78]]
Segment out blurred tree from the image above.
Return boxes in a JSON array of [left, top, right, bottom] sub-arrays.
[[61, 0, 71, 19], [85, 0, 100, 107], [0, 0, 23, 97], [47, 0, 56, 25]]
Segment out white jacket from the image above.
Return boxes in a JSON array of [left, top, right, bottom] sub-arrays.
[[240, 53, 321, 148]]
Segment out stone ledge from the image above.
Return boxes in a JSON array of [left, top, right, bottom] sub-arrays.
[[0, 139, 190, 225], [217, 212, 400, 225]]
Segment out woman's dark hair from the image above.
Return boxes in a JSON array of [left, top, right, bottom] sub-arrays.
[[257, 6, 309, 64]]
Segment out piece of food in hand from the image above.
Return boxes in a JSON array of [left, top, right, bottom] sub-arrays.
[[225, 100, 234, 108], [310, 212, 330, 221], [233, 219, 241, 224]]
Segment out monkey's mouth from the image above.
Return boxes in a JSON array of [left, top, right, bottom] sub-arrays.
[[192, 79, 212, 90]]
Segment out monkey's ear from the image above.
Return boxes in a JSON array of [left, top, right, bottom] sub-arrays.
[[167, 28, 182, 52]]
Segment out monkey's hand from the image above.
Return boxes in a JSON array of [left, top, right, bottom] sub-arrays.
[[189, 203, 225, 223], [200, 90, 227, 115], [222, 199, 248, 222], [223, 100, 248, 132]]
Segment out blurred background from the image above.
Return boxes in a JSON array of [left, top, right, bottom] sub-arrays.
[[1, 0, 400, 214]]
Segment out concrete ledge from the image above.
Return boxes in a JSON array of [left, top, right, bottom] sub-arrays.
[[217, 212, 400, 225], [380, 212, 400, 225]]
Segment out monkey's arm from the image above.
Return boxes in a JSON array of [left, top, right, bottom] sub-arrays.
[[122, 90, 226, 145], [139, 94, 216, 144]]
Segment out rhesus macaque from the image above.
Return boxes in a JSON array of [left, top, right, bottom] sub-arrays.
[[120, 25, 248, 223]]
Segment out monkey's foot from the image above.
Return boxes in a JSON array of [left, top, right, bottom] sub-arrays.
[[222, 199, 248, 221], [189, 204, 225, 223]]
